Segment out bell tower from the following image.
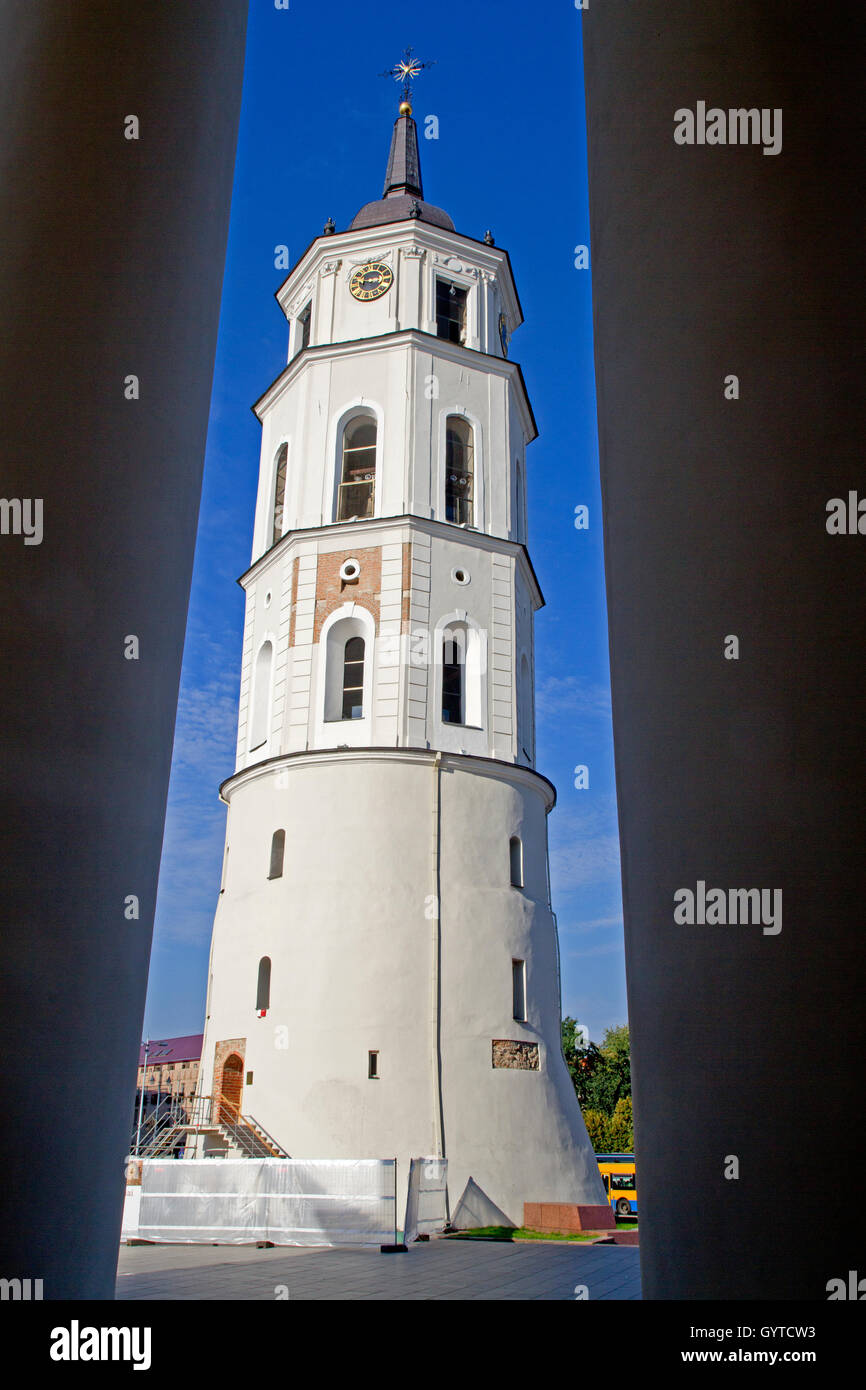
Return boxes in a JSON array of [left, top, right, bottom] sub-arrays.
[[198, 71, 605, 1224]]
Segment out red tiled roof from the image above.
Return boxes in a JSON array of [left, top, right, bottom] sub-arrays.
[[138, 1034, 203, 1067]]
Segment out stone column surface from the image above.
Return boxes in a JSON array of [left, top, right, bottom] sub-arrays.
[[582, 1, 866, 1299], [0, 1, 247, 1298]]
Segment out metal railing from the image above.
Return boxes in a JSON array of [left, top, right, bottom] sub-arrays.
[[131, 1093, 289, 1159]]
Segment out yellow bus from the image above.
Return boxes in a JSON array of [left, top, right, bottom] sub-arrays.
[[596, 1153, 637, 1217]]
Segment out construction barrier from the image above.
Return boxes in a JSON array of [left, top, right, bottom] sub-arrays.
[[403, 1158, 448, 1242], [134, 1158, 397, 1246]]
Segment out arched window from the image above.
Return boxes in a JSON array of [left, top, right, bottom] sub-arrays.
[[272, 444, 287, 546], [322, 610, 374, 725], [337, 417, 377, 521], [249, 641, 273, 751], [268, 829, 285, 880], [256, 957, 271, 1012], [437, 619, 485, 730], [442, 628, 465, 724], [342, 636, 365, 719], [445, 417, 474, 525], [510, 836, 524, 888]]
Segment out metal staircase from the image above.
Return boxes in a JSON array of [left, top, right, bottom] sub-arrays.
[[132, 1095, 289, 1159]]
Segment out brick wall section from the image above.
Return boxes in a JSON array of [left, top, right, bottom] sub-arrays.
[[313, 546, 382, 643], [211, 1037, 246, 1114], [401, 541, 411, 625], [492, 1039, 540, 1070]]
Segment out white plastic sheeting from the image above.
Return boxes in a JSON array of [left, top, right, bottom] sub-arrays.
[[403, 1158, 448, 1243], [121, 1186, 141, 1240], [137, 1158, 396, 1246]]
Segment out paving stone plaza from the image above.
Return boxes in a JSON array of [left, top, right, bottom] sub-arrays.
[[116, 1240, 641, 1301]]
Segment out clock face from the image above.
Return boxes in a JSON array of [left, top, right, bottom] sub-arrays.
[[349, 261, 393, 302], [499, 311, 509, 357]]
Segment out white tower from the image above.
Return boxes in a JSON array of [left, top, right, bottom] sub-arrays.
[[198, 93, 605, 1223]]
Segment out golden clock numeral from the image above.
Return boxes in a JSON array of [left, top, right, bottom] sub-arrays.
[[349, 262, 391, 300]]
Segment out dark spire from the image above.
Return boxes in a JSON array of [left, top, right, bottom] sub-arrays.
[[383, 108, 423, 200], [349, 98, 454, 233]]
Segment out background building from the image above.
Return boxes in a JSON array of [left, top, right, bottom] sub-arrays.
[[134, 1035, 203, 1115]]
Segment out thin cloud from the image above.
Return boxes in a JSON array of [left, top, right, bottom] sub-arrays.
[[153, 671, 238, 947], [566, 941, 625, 959], [561, 914, 624, 936], [535, 674, 612, 722], [549, 797, 622, 892]]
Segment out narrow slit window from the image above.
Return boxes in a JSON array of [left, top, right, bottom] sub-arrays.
[[512, 959, 526, 1022], [342, 636, 365, 719], [509, 835, 524, 888], [368, 1050, 379, 1079], [268, 829, 285, 880], [256, 957, 271, 1013]]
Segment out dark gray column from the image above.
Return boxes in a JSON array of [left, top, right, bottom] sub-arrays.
[[0, 2, 247, 1298], [583, 2, 866, 1298]]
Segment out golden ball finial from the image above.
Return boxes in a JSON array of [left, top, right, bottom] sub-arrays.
[[399, 100, 412, 116]]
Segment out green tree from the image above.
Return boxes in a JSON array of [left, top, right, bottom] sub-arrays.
[[587, 1024, 631, 1114], [561, 1018, 631, 1117], [582, 1108, 611, 1152], [561, 1016, 604, 1107], [607, 1096, 634, 1152]]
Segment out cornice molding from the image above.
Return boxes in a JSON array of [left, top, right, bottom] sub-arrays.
[[252, 327, 538, 444], [220, 744, 556, 812], [240, 512, 546, 612], [275, 221, 523, 329]]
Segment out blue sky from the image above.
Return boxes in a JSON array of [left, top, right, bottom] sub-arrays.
[[144, 0, 626, 1046]]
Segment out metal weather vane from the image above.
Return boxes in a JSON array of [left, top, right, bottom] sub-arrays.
[[379, 46, 436, 105]]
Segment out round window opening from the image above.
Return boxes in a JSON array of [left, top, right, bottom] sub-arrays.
[[452, 568, 470, 586], [340, 558, 361, 583], [264, 590, 273, 608]]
